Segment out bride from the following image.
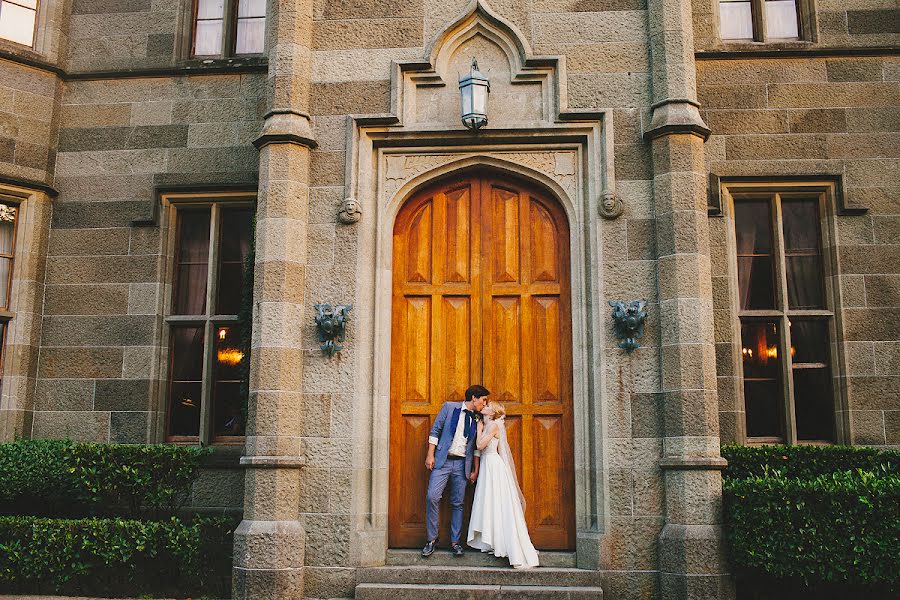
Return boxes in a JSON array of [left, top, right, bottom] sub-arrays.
[[466, 400, 539, 569]]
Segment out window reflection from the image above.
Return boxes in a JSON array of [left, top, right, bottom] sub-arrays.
[[0, 0, 36, 47]]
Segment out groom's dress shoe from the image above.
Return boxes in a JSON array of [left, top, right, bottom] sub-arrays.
[[451, 542, 465, 557], [421, 539, 437, 557]]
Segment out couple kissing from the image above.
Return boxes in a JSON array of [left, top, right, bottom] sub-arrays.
[[423, 385, 539, 569]]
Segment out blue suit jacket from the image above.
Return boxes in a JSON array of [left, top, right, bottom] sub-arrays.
[[429, 401, 479, 476]]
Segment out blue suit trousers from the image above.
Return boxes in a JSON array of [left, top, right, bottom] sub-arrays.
[[425, 457, 466, 543]]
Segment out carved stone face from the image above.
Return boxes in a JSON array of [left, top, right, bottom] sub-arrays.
[[602, 194, 616, 211], [343, 198, 360, 214]]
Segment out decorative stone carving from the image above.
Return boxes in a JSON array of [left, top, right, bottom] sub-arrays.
[[0, 204, 16, 222], [609, 300, 647, 352], [598, 192, 624, 220], [338, 197, 362, 224], [314, 303, 352, 358]]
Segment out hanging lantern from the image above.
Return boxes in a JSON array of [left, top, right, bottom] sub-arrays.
[[458, 58, 490, 130]]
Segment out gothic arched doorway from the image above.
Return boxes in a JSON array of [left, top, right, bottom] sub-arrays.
[[388, 171, 576, 550]]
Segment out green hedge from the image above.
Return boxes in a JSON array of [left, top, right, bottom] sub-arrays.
[[723, 445, 900, 597], [0, 440, 210, 518], [0, 515, 235, 597], [721, 443, 900, 480]]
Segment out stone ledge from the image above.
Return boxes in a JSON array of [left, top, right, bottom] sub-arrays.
[[239, 455, 307, 468], [659, 456, 728, 470]]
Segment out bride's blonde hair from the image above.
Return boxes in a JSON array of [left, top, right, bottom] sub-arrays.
[[487, 400, 506, 419]]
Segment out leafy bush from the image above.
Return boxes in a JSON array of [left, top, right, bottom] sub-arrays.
[[0, 515, 235, 597], [721, 443, 900, 480], [723, 447, 900, 597], [0, 440, 211, 518]]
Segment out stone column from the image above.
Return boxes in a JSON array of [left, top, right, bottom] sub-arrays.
[[645, 0, 731, 598], [232, 0, 316, 598]]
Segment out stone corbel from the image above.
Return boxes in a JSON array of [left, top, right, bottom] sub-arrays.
[[338, 197, 362, 224], [253, 109, 318, 150], [643, 98, 711, 142], [598, 192, 624, 220]]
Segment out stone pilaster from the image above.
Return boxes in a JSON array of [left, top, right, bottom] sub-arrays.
[[645, 0, 731, 598], [232, 0, 315, 598]]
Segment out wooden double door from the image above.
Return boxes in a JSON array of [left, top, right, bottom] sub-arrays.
[[388, 173, 575, 550]]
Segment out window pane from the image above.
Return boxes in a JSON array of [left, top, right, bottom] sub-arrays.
[[216, 208, 252, 315], [735, 201, 776, 310], [782, 199, 824, 309], [212, 325, 246, 437], [793, 368, 834, 441], [194, 19, 223, 56], [0, 215, 14, 255], [765, 0, 799, 39], [789, 318, 828, 364], [235, 17, 265, 54], [719, 1, 753, 40], [742, 320, 784, 438], [168, 327, 205, 438], [0, 257, 11, 309], [174, 210, 211, 315], [0, 1, 36, 47], [197, 0, 224, 19], [237, 0, 265, 18]]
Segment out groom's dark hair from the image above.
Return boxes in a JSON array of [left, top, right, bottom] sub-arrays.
[[465, 384, 490, 402]]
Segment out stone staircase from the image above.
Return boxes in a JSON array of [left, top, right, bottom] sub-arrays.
[[355, 550, 603, 599]]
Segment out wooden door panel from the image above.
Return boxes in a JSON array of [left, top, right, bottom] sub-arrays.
[[443, 188, 471, 284], [406, 203, 433, 284], [439, 296, 471, 402], [391, 174, 574, 550], [531, 296, 561, 404], [529, 200, 560, 283], [401, 296, 431, 403], [392, 415, 432, 535], [491, 187, 520, 284], [487, 296, 522, 404]]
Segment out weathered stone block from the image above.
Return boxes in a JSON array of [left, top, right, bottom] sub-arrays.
[[42, 315, 156, 347], [847, 10, 900, 34], [39, 347, 123, 379], [852, 410, 886, 445], [34, 378, 95, 411], [110, 410, 149, 443], [44, 284, 130, 315], [314, 18, 423, 50], [94, 378, 151, 411], [788, 108, 848, 133], [32, 410, 110, 442], [310, 81, 390, 116]]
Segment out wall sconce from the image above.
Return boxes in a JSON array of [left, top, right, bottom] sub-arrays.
[[609, 300, 647, 353], [314, 303, 352, 358], [459, 58, 490, 130]]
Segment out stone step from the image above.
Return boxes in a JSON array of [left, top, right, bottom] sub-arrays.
[[355, 583, 603, 599], [358, 565, 602, 587], [385, 549, 577, 568]]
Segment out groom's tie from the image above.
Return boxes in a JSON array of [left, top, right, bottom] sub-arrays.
[[462, 410, 475, 439]]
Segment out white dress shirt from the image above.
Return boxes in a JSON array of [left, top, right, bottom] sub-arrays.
[[429, 405, 480, 458]]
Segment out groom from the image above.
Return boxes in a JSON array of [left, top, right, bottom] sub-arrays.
[[422, 384, 490, 557]]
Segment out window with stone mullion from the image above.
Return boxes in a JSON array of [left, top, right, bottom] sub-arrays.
[[192, 0, 264, 57], [0, 0, 37, 47], [0, 199, 18, 395], [735, 192, 835, 444], [719, 0, 801, 42], [167, 201, 253, 444]]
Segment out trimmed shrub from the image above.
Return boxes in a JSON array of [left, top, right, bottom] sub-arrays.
[[0, 515, 235, 597], [721, 443, 900, 480], [724, 468, 899, 594], [0, 440, 211, 517]]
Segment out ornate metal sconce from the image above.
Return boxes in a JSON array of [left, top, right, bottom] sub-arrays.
[[314, 303, 352, 357], [459, 58, 490, 130], [609, 300, 647, 352]]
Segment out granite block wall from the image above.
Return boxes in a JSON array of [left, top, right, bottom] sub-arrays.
[[698, 55, 900, 446]]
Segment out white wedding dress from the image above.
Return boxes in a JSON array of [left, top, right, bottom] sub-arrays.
[[466, 421, 540, 569]]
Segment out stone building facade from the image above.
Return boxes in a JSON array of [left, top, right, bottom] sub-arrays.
[[0, 0, 897, 598]]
